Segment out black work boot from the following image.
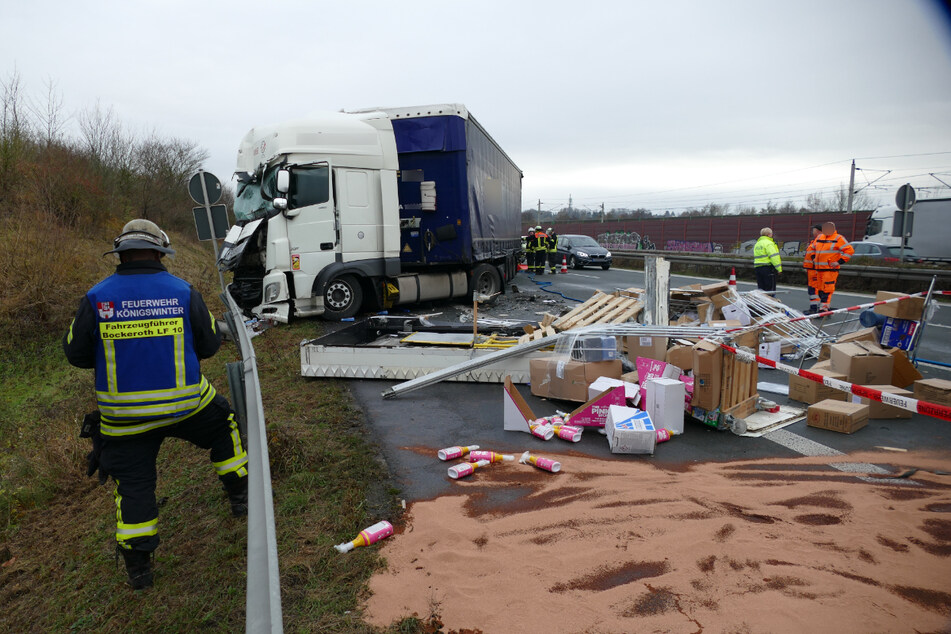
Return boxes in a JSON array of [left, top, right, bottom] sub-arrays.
[[224, 476, 248, 517], [118, 547, 154, 590]]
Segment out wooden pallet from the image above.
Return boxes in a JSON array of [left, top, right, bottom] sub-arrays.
[[552, 288, 644, 331]]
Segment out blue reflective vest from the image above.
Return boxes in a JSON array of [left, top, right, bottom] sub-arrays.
[[86, 271, 216, 436]]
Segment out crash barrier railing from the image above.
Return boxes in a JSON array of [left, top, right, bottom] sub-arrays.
[[222, 290, 284, 634], [611, 251, 951, 284], [722, 342, 951, 422]]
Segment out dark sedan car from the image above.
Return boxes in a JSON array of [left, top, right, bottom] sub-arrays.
[[852, 241, 922, 263], [556, 234, 613, 270]]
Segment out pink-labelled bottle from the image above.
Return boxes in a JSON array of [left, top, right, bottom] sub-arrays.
[[553, 424, 583, 443], [656, 428, 672, 443], [529, 419, 554, 441], [334, 520, 394, 553], [467, 450, 515, 463], [448, 459, 491, 479], [519, 450, 561, 473], [437, 444, 480, 461], [549, 415, 565, 427]]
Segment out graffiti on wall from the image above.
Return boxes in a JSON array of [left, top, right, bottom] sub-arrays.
[[597, 231, 655, 251]]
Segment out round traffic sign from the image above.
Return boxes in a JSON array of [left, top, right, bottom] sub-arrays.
[[189, 171, 222, 205], [895, 184, 916, 212]]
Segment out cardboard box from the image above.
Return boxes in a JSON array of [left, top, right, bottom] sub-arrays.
[[873, 291, 925, 321], [850, 385, 913, 419], [788, 368, 848, 404], [587, 376, 640, 405], [811, 359, 833, 372], [568, 386, 627, 426], [879, 318, 917, 351], [605, 405, 656, 454], [708, 320, 742, 329], [666, 344, 693, 372], [731, 327, 760, 350], [710, 291, 737, 310], [530, 358, 623, 402], [625, 335, 668, 363], [829, 341, 894, 386], [701, 281, 729, 296], [914, 378, 951, 407], [691, 340, 723, 410], [644, 377, 686, 434], [807, 399, 869, 434], [887, 348, 922, 388], [697, 302, 715, 323], [836, 327, 879, 345]]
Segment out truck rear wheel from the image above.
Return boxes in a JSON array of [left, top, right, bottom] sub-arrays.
[[470, 264, 502, 297], [323, 275, 363, 320]]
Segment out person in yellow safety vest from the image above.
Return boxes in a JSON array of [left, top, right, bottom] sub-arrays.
[[753, 227, 782, 296], [812, 221, 854, 312], [546, 227, 559, 273], [533, 226, 548, 274], [63, 219, 248, 590], [802, 223, 823, 314]]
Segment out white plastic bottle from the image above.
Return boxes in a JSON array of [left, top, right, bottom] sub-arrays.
[[437, 444, 480, 461], [334, 520, 394, 553], [448, 459, 491, 479]]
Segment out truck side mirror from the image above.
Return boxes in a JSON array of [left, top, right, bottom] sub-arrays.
[[276, 169, 290, 194], [275, 197, 298, 217]]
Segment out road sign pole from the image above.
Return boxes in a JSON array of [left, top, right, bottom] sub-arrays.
[[198, 169, 227, 293]]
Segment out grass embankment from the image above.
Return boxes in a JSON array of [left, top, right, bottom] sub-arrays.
[[0, 219, 429, 632]]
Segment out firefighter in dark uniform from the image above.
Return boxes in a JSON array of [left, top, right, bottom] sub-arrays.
[[533, 225, 548, 274], [525, 227, 537, 272], [63, 219, 248, 590], [546, 227, 559, 273]]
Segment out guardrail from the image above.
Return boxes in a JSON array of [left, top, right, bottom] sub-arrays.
[[611, 250, 951, 284], [222, 291, 283, 634]]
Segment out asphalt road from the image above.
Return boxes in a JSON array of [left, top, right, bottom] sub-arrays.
[[344, 265, 951, 502]]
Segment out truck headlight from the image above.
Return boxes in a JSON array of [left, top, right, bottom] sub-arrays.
[[264, 282, 282, 303]]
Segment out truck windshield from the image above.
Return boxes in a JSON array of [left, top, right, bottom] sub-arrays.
[[866, 219, 883, 237], [233, 168, 279, 222]]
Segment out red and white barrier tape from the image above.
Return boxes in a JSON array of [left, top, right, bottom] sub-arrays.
[[721, 343, 951, 423]]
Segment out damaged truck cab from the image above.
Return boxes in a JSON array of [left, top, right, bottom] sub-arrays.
[[218, 104, 523, 321]]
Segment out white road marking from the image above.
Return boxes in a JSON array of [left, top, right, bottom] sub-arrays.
[[764, 429, 918, 485]]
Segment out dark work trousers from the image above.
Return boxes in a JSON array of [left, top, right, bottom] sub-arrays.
[[99, 394, 248, 552], [755, 265, 777, 294]]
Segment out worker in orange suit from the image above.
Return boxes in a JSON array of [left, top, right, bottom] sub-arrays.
[[802, 223, 823, 314], [812, 221, 854, 312]]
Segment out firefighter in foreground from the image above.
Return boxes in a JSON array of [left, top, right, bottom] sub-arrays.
[[63, 219, 248, 590], [811, 221, 854, 312], [802, 223, 823, 313]]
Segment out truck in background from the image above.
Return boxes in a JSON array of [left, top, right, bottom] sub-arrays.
[[864, 197, 951, 262], [218, 104, 523, 321]]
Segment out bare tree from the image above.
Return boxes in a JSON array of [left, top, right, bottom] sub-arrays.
[[28, 77, 67, 147]]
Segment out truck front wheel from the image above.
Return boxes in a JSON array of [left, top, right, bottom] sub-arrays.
[[323, 275, 363, 320], [470, 264, 502, 297]]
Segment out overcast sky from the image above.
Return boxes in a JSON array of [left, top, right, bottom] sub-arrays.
[[4, 0, 951, 214]]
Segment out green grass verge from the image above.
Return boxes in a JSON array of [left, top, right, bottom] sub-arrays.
[[0, 317, 439, 632]]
